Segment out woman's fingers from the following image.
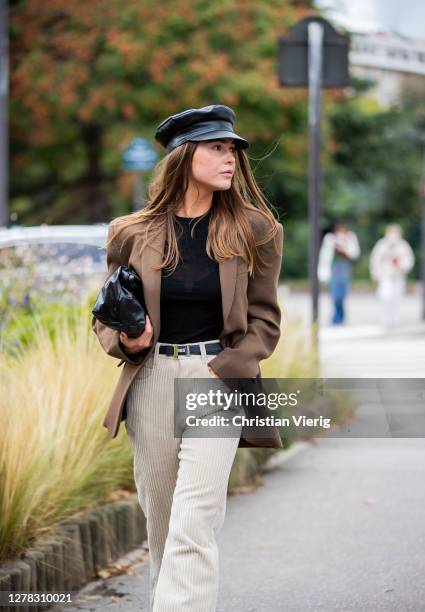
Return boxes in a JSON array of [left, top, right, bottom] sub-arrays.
[[144, 314, 153, 339], [119, 313, 154, 351], [142, 314, 153, 344]]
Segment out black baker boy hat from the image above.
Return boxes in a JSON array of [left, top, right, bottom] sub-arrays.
[[154, 104, 249, 152]]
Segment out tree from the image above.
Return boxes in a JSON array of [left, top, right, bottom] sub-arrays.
[[321, 76, 423, 280], [10, 0, 320, 224]]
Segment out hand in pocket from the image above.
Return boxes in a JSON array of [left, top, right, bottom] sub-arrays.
[[208, 365, 220, 379]]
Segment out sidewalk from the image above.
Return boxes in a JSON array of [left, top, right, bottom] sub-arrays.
[[279, 285, 422, 331], [319, 320, 425, 377], [57, 435, 425, 612], [280, 287, 425, 377], [57, 290, 425, 611]]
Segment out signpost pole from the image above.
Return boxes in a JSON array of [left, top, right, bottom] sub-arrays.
[[133, 173, 146, 211], [421, 148, 425, 320], [278, 16, 349, 340], [308, 21, 324, 338]]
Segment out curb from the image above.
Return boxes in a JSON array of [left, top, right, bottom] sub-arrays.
[[0, 495, 146, 612]]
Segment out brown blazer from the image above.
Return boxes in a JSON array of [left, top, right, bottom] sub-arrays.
[[92, 208, 284, 449]]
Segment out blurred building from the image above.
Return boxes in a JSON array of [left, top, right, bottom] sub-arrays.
[[349, 31, 425, 106]]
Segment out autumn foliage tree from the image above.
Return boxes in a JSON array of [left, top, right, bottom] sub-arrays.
[[10, 0, 319, 224]]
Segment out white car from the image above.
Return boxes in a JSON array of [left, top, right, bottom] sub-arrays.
[[0, 224, 109, 304]]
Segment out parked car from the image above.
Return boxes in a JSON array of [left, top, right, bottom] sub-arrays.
[[0, 224, 109, 305]]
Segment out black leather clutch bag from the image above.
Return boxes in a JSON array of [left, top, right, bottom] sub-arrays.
[[92, 265, 147, 338]]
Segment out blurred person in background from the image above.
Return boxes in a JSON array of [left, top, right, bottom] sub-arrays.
[[318, 221, 361, 325], [369, 224, 415, 328]]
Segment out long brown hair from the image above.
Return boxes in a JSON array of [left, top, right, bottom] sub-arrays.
[[108, 141, 281, 276]]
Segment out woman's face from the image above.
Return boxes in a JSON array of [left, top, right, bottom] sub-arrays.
[[190, 138, 237, 191]]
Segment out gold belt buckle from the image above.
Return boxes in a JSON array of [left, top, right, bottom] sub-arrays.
[[173, 344, 190, 358]]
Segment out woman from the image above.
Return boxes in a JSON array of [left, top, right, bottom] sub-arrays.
[[92, 104, 284, 611], [369, 224, 415, 328]]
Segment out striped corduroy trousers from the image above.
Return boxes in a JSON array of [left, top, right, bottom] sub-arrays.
[[124, 339, 242, 612]]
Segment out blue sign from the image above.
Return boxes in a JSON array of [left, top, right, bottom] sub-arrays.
[[122, 137, 158, 172]]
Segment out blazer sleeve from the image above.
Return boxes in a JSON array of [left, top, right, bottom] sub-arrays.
[[207, 222, 284, 379], [91, 221, 150, 366]]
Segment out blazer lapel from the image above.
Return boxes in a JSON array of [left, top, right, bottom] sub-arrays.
[[138, 221, 237, 341]]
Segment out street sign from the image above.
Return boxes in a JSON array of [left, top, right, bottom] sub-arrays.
[[278, 16, 350, 88], [122, 137, 158, 172], [122, 137, 159, 211]]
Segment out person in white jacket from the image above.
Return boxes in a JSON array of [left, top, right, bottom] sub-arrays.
[[369, 224, 415, 328], [318, 221, 361, 324]]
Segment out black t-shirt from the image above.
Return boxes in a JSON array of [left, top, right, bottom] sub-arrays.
[[158, 208, 223, 343]]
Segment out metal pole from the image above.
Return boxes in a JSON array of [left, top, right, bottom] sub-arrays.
[[421, 148, 425, 320], [133, 173, 146, 211], [0, 0, 9, 228], [308, 22, 324, 332]]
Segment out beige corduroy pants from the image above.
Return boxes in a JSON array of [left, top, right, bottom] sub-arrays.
[[124, 339, 243, 612]]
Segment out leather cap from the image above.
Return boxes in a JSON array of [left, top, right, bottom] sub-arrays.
[[154, 104, 249, 152]]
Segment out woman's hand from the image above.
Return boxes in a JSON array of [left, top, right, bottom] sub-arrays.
[[208, 365, 220, 379], [119, 314, 154, 354]]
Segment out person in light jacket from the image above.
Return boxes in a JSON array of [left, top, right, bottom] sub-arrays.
[[369, 224, 415, 328], [318, 221, 360, 325], [92, 104, 284, 612]]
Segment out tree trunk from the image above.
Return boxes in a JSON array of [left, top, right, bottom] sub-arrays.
[[81, 123, 109, 223]]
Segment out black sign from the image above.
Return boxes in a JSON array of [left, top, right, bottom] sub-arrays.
[[278, 16, 350, 88]]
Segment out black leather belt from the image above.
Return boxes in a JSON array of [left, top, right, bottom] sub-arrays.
[[158, 341, 223, 357]]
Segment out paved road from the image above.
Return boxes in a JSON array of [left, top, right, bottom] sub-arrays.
[[279, 287, 425, 378], [59, 290, 425, 612], [217, 437, 425, 612], [279, 286, 422, 330], [319, 322, 425, 378], [61, 437, 425, 612]]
